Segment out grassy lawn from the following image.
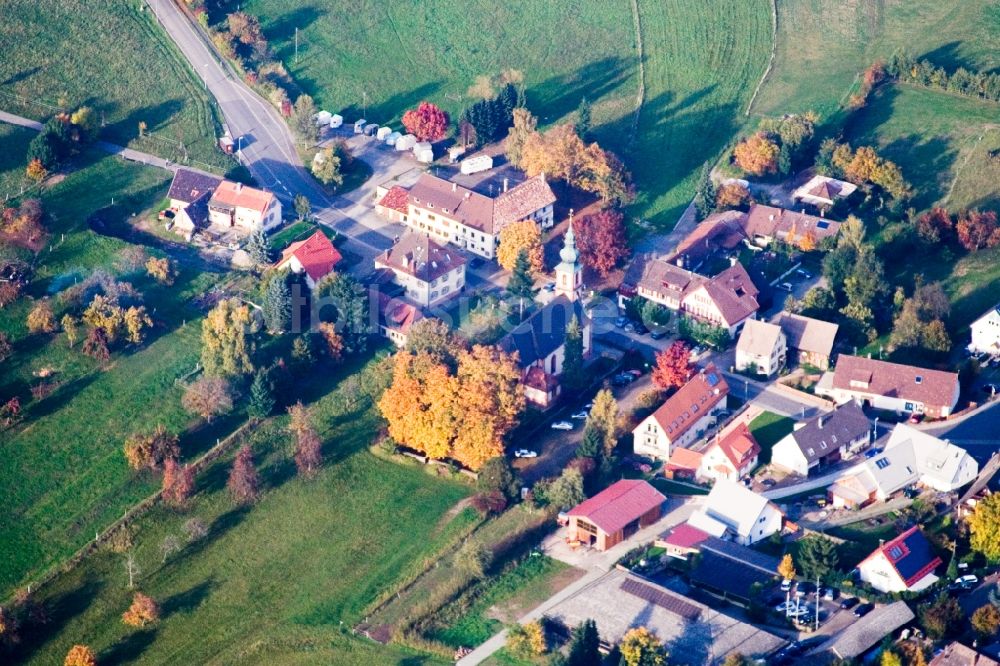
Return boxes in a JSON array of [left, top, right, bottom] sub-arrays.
[[748, 411, 795, 465], [0, 124, 37, 200], [651, 477, 709, 496], [13, 360, 469, 664], [0, 148, 239, 597], [0, 0, 231, 171], [754, 0, 1000, 119], [243, 0, 769, 228], [844, 84, 1000, 211]]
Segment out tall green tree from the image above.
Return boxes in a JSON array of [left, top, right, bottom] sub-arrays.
[[293, 194, 311, 221], [506, 248, 535, 318], [567, 619, 601, 666], [262, 275, 291, 334], [290, 94, 319, 144], [796, 535, 839, 581], [247, 370, 274, 421], [562, 315, 586, 391], [317, 273, 369, 354], [246, 228, 273, 267], [576, 97, 592, 140]]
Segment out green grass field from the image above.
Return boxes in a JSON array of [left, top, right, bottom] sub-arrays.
[[754, 0, 1000, 119], [845, 84, 1000, 211], [0, 0, 229, 171], [0, 124, 37, 200], [748, 411, 795, 465], [243, 0, 770, 227], [14, 367, 469, 664]]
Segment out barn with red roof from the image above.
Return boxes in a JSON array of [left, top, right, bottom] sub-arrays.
[[565, 479, 666, 551]]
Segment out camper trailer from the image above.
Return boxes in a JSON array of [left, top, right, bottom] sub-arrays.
[[460, 154, 493, 175]]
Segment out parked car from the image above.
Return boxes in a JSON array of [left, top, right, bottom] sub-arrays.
[[571, 410, 589, 420], [627, 369, 643, 378], [796, 582, 818, 595], [543, 282, 556, 292], [650, 329, 667, 340], [762, 478, 777, 487], [822, 587, 839, 601], [864, 447, 884, 459], [853, 602, 875, 617], [780, 579, 793, 592], [779, 282, 793, 292], [774, 600, 796, 613], [787, 606, 810, 618], [956, 574, 979, 587], [550, 421, 573, 431], [615, 316, 628, 329], [624, 322, 636, 333], [611, 374, 636, 387], [796, 269, 813, 279], [633, 322, 649, 335], [840, 597, 859, 610], [514, 449, 538, 458]]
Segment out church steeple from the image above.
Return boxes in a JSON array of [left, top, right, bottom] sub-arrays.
[[555, 209, 582, 301]]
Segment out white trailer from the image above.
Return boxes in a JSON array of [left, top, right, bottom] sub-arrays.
[[395, 134, 417, 151], [413, 142, 433, 163], [354, 119, 367, 134], [376, 126, 392, 140], [460, 154, 493, 175], [329, 114, 344, 128], [385, 131, 402, 146], [315, 110, 332, 126]]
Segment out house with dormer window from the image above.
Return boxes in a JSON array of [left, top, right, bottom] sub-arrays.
[[771, 401, 870, 476], [632, 365, 729, 460], [858, 526, 941, 593]]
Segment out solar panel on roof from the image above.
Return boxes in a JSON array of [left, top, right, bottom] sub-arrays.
[[620, 578, 701, 620], [816, 221, 830, 230], [875, 458, 890, 470], [706, 373, 719, 386]]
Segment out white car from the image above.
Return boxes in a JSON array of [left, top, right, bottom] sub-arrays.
[[514, 449, 538, 458], [551, 421, 573, 431], [780, 579, 793, 592], [571, 410, 589, 420], [956, 574, 979, 586]]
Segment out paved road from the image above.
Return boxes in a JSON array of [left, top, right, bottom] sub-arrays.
[[144, 0, 399, 263], [0, 110, 217, 177]]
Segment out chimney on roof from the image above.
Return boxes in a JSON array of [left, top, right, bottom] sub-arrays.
[[503, 178, 509, 193], [236, 182, 243, 193], [452, 182, 457, 192], [801, 209, 805, 214], [820, 208, 825, 218], [818, 415, 824, 429], [676, 255, 684, 268], [464, 191, 470, 199], [769, 214, 775, 222], [730, 256, 738, 267]]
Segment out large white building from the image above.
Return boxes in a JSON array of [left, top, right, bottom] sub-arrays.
[[687, 480, 782, 546], [969, 304, 1000, 356], [374, 232, 467, 307], [735, 319, 786, 377], [632, 365, 729, 459]]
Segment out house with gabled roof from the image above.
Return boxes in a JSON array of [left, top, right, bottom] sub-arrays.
[[858, 526, 942, 593], [735, 319, 786, 377], [742, 203, 842, 249], [167, 168, 222, 210], [208, 180, 282, 232], [275, 230, 342, 289], [816, 355, 960, 419], [698, 422, 761, 482], [792, 175, 858, 209], [822, 601, 915, 661], [969, 303, 1000, 356], [374, 231, 466, 307], [686, 480, 782, 546], [771, 401, 870, 477], [632, 365, 729, 459], [375, 292, 423, 347], [375, 172, 555, 259], [779, 312, 839, 370], [565, 479, 665, 551], [929, 642, 1000, 666]]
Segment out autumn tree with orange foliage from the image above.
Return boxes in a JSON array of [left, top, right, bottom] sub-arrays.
[[316, 322, 344, 361], [651, 340, 693, 391], [497, 220, 544, 272], [916, 207, 954, 244], [520, 123, 632, 204], [956, 209, 1000, 251], [26, 158, 47, 182], [401, 102, 450, 142], [124, 425, 179, 471], [122, 592, 160, 628], [378, 345, 524, 469], [64, 645, 97, 666], [162, 457, 195, 508], [228, 445, 260, 504], [2, 198, 46, 248], [715, 183, 752, 211], [576, 209, 629, 277], [288, 402, 322, 478], [733, 132, 779, 175]]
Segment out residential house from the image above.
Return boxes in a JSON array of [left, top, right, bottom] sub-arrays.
[[742, 203, 842, 249], [663, 447, 705, 481], [779, 313, 839, 370], [857, 526, 942, 593], [208, 180, 282, 232], [632, 365, 729, 460], [833, 424, 980, 506], [816, 355, 960, 418], [497, 295, 591, 408], [565, 479, 665, 551], [686, 537, 781, 605], [656, 524, 711, 560], [698, 423, 761, 482], [620, 256, 760, 336], [374, 173, 556, 258], [822, 601, 916, 661], [792, 175, 858, 209], [375, 292, 423, 347], [275, 230, 342, 289], [735, 319, 786, 377], [929, 642, 1000, 666], [374, 231, 466, 307], [167, 168, 222, 210], [771, 401, 870, 477], [669, 210, 747, 273], [687, 480, 783, 546], [969, 304, 1000, 356]]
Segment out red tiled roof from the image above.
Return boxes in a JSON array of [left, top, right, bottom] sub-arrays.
[[277, 230, 342, 282], [660, 524, 711, 549], [377, 293, 423, 334], [375, 231, 465, 283], [493, 174, 555, 229], [743, 204, 841, 245], [377, 186, 410, 214], [651, 365, 729, 442], [697, 263, 760, 327], [831, 355, 959, 411], [567, 479, 665, 535], [711, 423, 760, 470], [665, 447, 704, 472], [210, 180, 275, 215]]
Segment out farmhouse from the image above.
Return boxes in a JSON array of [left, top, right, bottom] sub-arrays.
[[167, 168, 222, 210], [697, 422, 761, 482], [375, 292, 423, 347], [632, 365, 729, 459], [735, 319, 786, 377], [857, 526, 941, 593], [687, 480, 782, 546], [779, 312, 839, 370], [565, 479, 665, 551], [792, 175, 858, 209], [208, 180, 282, 233], [742, 203, 841, 249], [274, 230, 342, 289], [374, 231, 466, 307], [969, 304, 1000, 356], [822, 601, 916, 661], [816, 355, 960, 418], [669, 209, 747, 272], [374, 172, 556, 258], [497, 295, 591, 409], [771, 401, 870, 477]]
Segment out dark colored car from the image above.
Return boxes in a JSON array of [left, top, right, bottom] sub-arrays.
[[796, 581, 818, 595], [633, 322, 649, 335], [854, 602, 875, 617], [650, 329, 667, 340], [840, 597, 859, 610]]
